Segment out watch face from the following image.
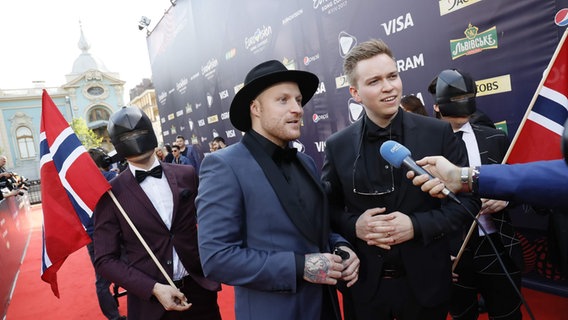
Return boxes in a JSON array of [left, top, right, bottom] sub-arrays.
[[87, 86, 104, 96]]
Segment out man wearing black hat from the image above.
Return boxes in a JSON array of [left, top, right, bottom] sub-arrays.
[[196, 60, 360, 320], [93, 106, 221, 320]]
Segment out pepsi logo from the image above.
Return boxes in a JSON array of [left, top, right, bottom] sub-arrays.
[[555, 8, 568, 27]]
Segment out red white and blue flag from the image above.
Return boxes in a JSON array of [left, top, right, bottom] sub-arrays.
[[39, 90, 111, 297], [506, 28, 568, 163]]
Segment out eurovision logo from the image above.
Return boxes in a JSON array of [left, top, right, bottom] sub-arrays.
[[450, 24, 498, 60]]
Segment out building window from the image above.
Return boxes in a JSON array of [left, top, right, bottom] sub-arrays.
[[89, 107, 111, 122], [16, 126, 36, 159]]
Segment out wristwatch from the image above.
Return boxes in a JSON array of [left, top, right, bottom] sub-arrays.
[[460, 167, 470, 193], [471, 166, 481, 194]]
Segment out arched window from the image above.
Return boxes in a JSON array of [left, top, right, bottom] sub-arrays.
[[88, 107, 110, 122], [16, 126, 36, 159]]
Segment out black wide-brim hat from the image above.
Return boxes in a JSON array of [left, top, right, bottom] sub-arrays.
[[230, 60, 319, 131]]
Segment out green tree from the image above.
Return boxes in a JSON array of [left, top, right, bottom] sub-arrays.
[[70, 118, 102, 149]]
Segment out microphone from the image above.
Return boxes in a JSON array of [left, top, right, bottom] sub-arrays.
[[379, 140, 460, 203]]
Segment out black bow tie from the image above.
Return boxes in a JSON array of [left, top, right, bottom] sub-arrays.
[[272, 147, 297, 164], [367, 130, 397, 142], [135, 165, 163, 183]]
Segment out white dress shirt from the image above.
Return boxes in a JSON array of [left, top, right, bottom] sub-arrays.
[[456, 122, 497, 236], [128, 159, 189, 280]]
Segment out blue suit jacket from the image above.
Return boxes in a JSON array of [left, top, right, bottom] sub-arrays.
[[196, 133, 345, 320], [480, 159, 568, 208]]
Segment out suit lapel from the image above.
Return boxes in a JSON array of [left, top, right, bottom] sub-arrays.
[[394, 112, 416, 209], [241, 134, 320, 245], [163, 165, 180, 223], [297, 153, 329, 248], [473, 126, 490, 164]]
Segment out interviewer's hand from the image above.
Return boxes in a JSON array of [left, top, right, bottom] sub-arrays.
[[152, 283, 191, 311], [480, 198, 508, 215], [406, 156, 462, 196]]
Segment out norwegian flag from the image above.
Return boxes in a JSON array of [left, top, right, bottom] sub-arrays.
[[506, 29, 568, 163], [39, 90, 111, 297]]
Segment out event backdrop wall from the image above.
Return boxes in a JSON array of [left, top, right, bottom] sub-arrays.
[[148, 0, 567, 168], [147, 0, 568, 294]]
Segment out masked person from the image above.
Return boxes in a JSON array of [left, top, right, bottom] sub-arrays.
[[434, 69, 522, 320], [93, 106, 221, 320]]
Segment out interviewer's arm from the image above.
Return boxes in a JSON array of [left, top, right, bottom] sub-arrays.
[[409, 157, 568, 208]]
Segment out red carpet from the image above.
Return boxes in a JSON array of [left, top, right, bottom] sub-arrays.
[[5, 204, 568, 319]]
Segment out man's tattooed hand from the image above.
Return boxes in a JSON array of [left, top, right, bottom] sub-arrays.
[[303, 253, 343, 285]]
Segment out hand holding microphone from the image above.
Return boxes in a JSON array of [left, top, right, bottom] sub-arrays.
[[379, 140, 461, 204]]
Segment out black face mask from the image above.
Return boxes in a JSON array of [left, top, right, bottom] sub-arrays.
[[108, 107, 158, 158], [113, 130, 158, 158], [438, 98, 477, 117]]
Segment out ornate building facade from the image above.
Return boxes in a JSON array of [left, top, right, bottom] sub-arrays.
[[0, 26, 124, 180]]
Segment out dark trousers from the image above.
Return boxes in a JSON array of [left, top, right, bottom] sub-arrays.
[[87, 242, 122, 320], [450, 233, 522, 320], [343, 277, 448, 320], [161, 276, 221, 320]]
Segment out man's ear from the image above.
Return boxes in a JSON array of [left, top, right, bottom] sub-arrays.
[[349, 86, 361, 103], [250, 100, 260, 119]]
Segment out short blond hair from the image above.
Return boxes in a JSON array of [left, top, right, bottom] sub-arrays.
[[343, 39, 395, 88]]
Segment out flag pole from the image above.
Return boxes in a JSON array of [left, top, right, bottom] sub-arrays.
[[504, 27, 568, 162], [453, 28, 568, 271], [106, 190, 176, 288]]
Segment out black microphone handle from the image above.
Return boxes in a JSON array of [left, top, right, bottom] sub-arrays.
[[400, 157, 461, 204]]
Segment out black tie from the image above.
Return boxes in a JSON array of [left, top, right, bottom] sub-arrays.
[[135, 165, 163, 183], [455, 131, 468, 161], [272, 147, 297, 164]]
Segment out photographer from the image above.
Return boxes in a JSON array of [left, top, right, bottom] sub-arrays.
[[0, 156, 14, 190], [0, 156, 30, 197]]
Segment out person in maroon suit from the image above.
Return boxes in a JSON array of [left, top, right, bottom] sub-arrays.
[[93, 106, 221, 320]]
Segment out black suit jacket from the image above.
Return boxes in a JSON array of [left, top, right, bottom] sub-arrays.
[[93, 163, 219, 320], [322, 111, 480, 313], [468, 124, 522, 268]]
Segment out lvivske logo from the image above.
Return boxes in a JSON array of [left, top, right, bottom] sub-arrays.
[[450, 24, 498, 60]]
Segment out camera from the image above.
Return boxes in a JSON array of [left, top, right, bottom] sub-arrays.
[[0, 171, 29, 194]]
